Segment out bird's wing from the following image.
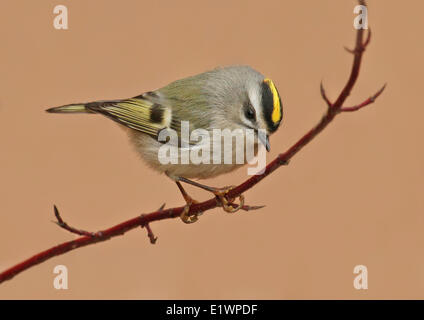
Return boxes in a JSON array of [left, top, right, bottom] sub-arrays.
[[85, 94, 171, 138]]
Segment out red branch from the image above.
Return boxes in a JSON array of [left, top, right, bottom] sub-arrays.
[[0, 0, 384, 285]]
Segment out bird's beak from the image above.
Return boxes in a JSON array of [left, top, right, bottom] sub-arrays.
[[258, 134, 270, 152]]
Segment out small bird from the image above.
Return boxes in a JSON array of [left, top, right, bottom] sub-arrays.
[[47, 65, 283, 223]]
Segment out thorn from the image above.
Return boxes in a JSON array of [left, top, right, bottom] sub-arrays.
[[231, 203, 266, 212], [158, 203, 166, 212], [279, 158, 290, 166], [53, 205, 64, 225], [243, 205, 266, 211], [344, 46, 355, 54], [53, 205, 59, 218]]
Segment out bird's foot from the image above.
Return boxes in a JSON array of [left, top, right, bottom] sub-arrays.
[[212, 186, 245, 213], [180, 197, 200, 224], [174, 180, 202, 224]]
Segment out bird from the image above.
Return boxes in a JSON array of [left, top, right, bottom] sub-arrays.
[[46, 65, 283, 223]]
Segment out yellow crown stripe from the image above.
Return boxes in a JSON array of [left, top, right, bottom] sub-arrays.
[[264, 78, 281, 124]]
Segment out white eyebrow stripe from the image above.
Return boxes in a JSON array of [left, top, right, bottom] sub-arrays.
[[247, 84, 263, 124]]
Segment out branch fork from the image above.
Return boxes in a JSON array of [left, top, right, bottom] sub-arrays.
[[139, 204, 164, 244], [320, 28, 385, 116]]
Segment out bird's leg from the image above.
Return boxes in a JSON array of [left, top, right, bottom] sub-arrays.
[[176, 177, 244, 213], [175, 181, 199, 224]]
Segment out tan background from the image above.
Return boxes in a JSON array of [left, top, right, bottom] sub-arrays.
[[0, 0, 423, 299]]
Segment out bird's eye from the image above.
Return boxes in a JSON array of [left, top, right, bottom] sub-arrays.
[[244, 104, 256, 121]]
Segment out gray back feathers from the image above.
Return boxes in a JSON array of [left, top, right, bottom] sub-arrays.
[[158, 66, 265, 131]]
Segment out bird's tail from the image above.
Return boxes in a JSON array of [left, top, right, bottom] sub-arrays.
[[46, 103, 95, 114]]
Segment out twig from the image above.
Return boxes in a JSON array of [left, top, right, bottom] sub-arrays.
[[320, 81, 333, 108], [0, 0, 385, 285], [141, 217, 158, 245], [53, 205, 101, 237], [340, 83, 387, 112], [140, 204, 165, 244]]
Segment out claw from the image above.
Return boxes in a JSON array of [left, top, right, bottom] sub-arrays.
[[175, 181, 201, 224], [213, 186, 245, 213], [174, 178, 247, 216], [180, 201, 199, 224]]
